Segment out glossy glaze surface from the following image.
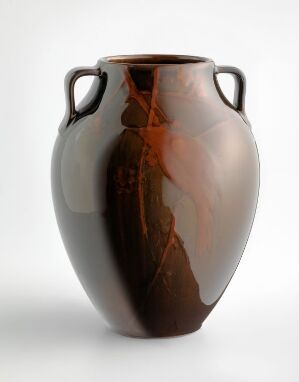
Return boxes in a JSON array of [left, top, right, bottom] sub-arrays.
[[52, 55, 259, 337]]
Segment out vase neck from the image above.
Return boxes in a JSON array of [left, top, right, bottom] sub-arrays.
[[99, 55, 216, 100]]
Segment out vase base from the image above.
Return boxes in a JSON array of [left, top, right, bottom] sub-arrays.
[[113, 324, 203, 339]]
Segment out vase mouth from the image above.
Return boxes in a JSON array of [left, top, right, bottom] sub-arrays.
[[100, 54, 213, 66]]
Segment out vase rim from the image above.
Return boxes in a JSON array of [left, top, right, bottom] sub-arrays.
[[100, 54, 213, 66]]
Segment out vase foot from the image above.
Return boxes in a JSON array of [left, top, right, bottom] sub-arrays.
[[112, 324, 203, 339]]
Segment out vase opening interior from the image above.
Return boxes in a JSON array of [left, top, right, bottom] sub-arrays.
[[102, 54, 212, 65]]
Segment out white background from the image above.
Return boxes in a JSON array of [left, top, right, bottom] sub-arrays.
[[1, 0, 299, 381]]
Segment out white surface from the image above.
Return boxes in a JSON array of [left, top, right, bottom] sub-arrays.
[[0, 0, 298, 381]]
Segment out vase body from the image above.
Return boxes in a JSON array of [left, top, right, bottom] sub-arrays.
[[51, 55, 259, 337]]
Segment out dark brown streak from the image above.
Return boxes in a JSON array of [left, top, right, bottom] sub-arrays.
[[137, 68, 159, 238], [137, 144, 148, 237], [142, 215, 176, 309], [124, 70, 150, 114], [147, 68, 158, 128]]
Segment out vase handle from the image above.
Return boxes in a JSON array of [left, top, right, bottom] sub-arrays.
[[60, 66, 103, 131], [215, 65, 250, 126]]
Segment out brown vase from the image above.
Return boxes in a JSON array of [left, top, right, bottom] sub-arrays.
[[51, 55, 259, 338]]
